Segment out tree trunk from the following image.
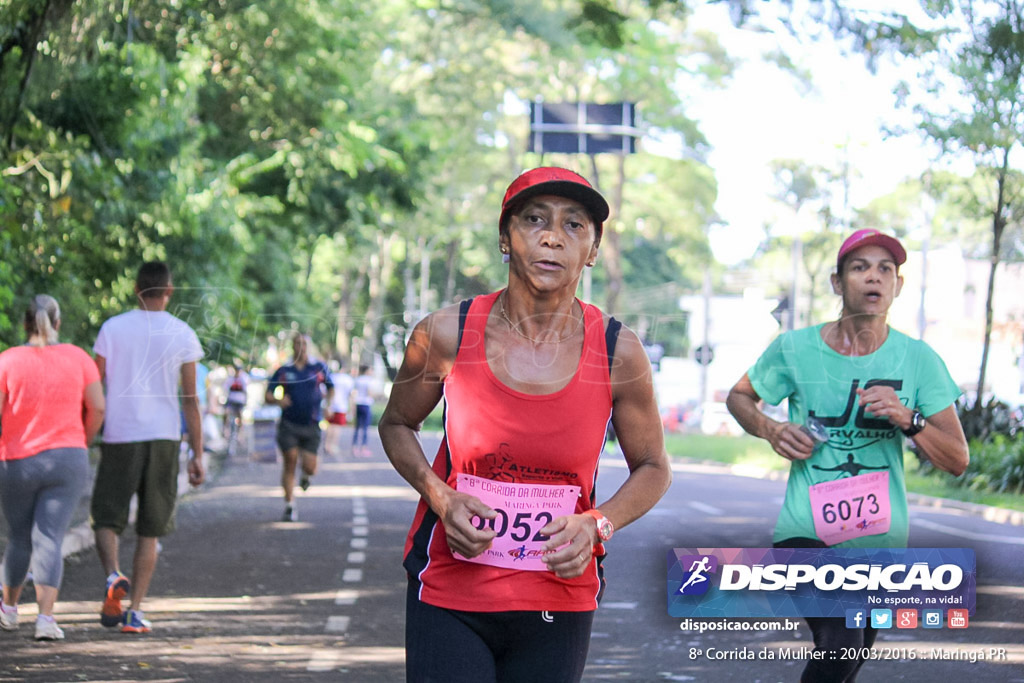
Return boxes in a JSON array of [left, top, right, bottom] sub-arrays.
[[359, 233, 395, 366], [974, 149, 1010, 407], [807, 273, 818, 323], [591, 153, 626, 315], [403, 237, 416, 325], [2, 0, 53, 151], [419, 235, 437, 322], [335, 264, 365, 362], [303, 238, 316, 289], [443, 239, 458, 307]]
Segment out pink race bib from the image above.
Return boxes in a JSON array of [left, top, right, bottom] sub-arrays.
[[454, 473, 581, 571], [808, 471, 891, 546]]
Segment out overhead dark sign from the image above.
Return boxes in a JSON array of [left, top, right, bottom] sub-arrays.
[[529, 102, 640, 155]]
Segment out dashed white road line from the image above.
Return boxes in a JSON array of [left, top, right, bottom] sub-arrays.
[[335, 589, 358, 605], [326, 615, 351, 633], [688, 501, 723, 516], [308, 486, 368, 672]]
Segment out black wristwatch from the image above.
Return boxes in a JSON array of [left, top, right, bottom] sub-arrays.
[[902, 410, 926, 437]]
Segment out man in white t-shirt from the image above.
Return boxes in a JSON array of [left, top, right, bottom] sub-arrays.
[[90, 261, 205, 634]]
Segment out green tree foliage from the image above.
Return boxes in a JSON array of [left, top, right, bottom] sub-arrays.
[[611, 153, 717, 353], [476, 2, 729, 315], [0, 1, 418, 360], [0, 0, 733, 369], [905, 0, 1024, 401], [759, 159, 846, 327]]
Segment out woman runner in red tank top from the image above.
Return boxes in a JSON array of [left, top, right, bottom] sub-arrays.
[[380, 168, 672, 683]]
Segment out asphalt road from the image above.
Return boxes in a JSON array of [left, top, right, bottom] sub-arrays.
[[1, 432, 1021, 682]]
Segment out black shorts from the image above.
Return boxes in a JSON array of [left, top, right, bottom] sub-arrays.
[[405, 579, 594, 683], [276, 419, 321, 454]]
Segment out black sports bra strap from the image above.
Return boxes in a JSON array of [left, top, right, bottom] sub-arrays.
[[456, 297, 475, 352], [605, 316, 622, 377]]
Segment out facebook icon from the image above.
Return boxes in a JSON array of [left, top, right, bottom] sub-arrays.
[[845, 609, 867, 629]]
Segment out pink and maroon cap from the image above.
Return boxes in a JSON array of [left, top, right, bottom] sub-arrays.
[[499, 167, 610, 234], [836, 229, 907, 271]]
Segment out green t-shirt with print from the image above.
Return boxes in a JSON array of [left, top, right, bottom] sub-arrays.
[[748, 324, 960, 548]]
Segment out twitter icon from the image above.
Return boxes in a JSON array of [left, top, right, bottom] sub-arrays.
[[871, 609, 892, 629]]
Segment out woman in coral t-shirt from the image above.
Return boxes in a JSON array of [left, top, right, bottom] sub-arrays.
[[0, 295, 105, 641]]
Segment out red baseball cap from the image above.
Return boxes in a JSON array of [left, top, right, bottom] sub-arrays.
[[499, 167, 610, 234], [836, 229, 907, 271]]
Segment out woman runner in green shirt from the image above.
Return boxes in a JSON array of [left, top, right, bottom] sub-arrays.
[[726, 229, 969, 682]]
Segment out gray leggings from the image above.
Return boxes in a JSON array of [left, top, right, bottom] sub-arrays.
[[0, 448, 89, 589]]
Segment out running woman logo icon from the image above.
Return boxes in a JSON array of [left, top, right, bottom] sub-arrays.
[[676, 555, 718, 595]]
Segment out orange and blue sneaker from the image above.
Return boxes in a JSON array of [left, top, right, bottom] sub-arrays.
[[121, 609, 152, 634], [100, 571, 130, 627]]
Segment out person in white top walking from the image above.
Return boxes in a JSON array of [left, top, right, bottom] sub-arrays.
[[90, 262, 205, 634], [325, 361, 354, 457], [351, 365, 377, 457]]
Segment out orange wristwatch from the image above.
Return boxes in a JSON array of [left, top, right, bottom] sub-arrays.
[[584, 509, 614, 542]]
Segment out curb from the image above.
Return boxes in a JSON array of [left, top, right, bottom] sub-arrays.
[[667, 455, 1024, 528], [905, 493, 1024, 527]]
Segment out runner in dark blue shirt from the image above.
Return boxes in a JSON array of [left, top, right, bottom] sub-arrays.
[[265, 333, 334, 521]]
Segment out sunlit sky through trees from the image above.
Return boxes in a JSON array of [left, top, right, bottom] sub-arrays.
[[652, 1, 972, 265]]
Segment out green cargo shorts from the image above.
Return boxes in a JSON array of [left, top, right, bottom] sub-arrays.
[[91, 440, 180, 537]]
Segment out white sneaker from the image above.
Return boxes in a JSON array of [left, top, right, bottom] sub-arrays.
[[0, 602, 18, 630], [35, 615, 64, 640]]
